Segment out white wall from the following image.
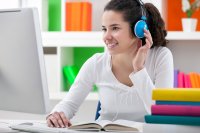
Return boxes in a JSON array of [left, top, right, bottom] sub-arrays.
[[0, 0, 19, 9], [167, 40, 200, 73]]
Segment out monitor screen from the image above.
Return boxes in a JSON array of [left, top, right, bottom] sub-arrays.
[[0, 8, 50, 114]]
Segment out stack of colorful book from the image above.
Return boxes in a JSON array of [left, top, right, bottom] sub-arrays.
[[145, 88, 200, 126]]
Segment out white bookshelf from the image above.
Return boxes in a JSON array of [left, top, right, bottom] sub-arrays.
[[166, 32, 200, 40], [42, 32, 104, 47], [43, 32, 105, 100], [42, 31, 200, 46]]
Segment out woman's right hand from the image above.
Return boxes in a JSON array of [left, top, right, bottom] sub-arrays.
[[132, 29, 153, 73], [46, 111, 71, 128]]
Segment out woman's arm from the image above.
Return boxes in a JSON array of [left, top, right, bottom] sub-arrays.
[[47, 54, 98, 127], [129, 47, 174, 114]]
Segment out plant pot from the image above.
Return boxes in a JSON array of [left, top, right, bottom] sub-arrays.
[[182, 18, 197, 32]]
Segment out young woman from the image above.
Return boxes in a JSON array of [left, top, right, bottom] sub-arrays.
[[47, 0, 173, 128]]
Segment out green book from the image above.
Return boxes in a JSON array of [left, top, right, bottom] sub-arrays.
[[145, 115, 200, 126], [48, 0, 61, 31], [63, 65, 79, 86]]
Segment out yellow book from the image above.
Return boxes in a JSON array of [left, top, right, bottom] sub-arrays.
[[152, 88, 200, 102]]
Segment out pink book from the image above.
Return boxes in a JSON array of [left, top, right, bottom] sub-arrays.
[[178, 72, 184, 88], [151, 105, 200, 116], [184, 74, 192, 88]]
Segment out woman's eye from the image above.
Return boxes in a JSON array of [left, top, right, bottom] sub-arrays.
[[102, 28, 107, 32], [112, 27, 119, 31]]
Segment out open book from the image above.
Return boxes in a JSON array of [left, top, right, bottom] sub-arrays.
[[68, 119, 143, 132]]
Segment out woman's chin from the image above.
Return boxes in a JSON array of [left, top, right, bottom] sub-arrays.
[[107, 49, 118, 55]]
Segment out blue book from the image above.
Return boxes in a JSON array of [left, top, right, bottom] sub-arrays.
[[145, 115, 200, 126], [156, 101, 200, 106]]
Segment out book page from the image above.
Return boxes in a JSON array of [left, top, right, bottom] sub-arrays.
[[69, 120, 114, 131], [68, 121, 102, 131], [68, 120, 143, 132], [104, 119, 143, 132], [96, 120, 113, 127]]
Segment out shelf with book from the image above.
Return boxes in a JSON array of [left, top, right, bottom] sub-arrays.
[[60, 46, 104, 92], [42, 32, 105, 97], [52, 0, 109, 32], [44, 46, 104, 100]]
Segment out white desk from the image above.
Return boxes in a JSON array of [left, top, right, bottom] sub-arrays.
[[1, 120, 200, 133], [143, 123, 200, 133], [0, 110, 47, 133], [1, 110, 200, 133]]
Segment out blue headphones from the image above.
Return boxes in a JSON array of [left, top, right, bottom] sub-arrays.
[[134, 0, 148, 39]]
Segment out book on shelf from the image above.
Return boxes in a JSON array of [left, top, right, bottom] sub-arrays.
[[65, 2, 72, 31], [65, 1, 92, 31], [81, 2, 92, 31], [151, 105, 200, 116], [189, 72, 200, 88], [156, 101, 200, 106], [152, 88, 200, 102], [178, 72, 184, 88], [174, 69, 179, 87], [145, 115, 200, 126], [194, 72, 200, 87], [63, 65, 79, 85], [184, 74, 192, 88], [68, 119, 143, 132], [71, 2, 82, 31], [48, 0, 61, 31], [189, 72, 196, 88]]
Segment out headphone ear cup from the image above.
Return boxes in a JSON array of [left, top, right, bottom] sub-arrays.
[[134, 20, 148, 38]]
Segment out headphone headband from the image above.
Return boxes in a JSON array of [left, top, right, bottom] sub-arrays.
[[137, 0, 144, 5], [137, 0, 146, 20], [134, 0, 148, 39]]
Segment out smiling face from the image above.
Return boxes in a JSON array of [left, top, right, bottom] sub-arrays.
[[102, 10, 137, 55]]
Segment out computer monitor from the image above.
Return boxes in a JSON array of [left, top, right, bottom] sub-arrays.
[[0, 8, 50, 114]]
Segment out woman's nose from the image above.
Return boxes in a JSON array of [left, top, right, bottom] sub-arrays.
[[103, 31, 112, 40]]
